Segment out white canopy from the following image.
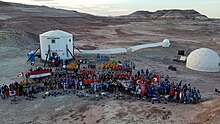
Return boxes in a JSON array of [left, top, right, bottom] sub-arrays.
[[74, 40, 170, 54], [128, 42, 163, 52], [74, 48, 127, 54]]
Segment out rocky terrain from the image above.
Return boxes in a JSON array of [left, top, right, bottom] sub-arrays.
[[123, 9, 208, 20], [0, 1, 220, 124]]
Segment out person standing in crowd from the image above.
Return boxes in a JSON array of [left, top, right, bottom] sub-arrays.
[[0, 84, 2, 99], [145, 69, 149, 77], [1, 84, 6, 99], [165, 74, 169, 81], [5, 84, 10, 98], [135, 83, 140, 98], [79, 79, 83, 90], [75, 78, 78, 90]]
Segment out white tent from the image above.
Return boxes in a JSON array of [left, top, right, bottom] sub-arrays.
[[128, 42, 163, 52], [73, 40, 171, 55], [186, 48, 220, 72], [40, 30, 73, 60], [74, 48, 127, 54]]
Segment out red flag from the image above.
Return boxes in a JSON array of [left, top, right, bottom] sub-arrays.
[[17, 72, 24, 77], [152, 75, 160, 83], [156, 75, 160, 82]]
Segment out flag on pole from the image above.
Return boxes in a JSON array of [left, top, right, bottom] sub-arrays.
[[152, 75, 160, 83], [17, 72, 24, 77]]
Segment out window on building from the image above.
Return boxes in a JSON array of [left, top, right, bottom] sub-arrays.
[[69, 39, 71, 42], [51, 39, 55, 43]]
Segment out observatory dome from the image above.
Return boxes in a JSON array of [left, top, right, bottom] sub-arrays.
[[162, 39, 170, 47]]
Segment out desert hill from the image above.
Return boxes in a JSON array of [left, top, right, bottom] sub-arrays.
[[0, 1, 217, 50], [0, 1, 219, 63], [126, 9, 208, 20], [0, 0, 10, 6]]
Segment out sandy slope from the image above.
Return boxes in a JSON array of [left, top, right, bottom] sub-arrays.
[[193, 98, 220, 124]]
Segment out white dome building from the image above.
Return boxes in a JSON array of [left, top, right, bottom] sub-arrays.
[[186, 48, 220, 72], [162, 39, 170, 47], [40, 30, 74, 60]]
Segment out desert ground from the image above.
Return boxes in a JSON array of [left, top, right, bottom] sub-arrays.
[[0, 1, 220, 124]]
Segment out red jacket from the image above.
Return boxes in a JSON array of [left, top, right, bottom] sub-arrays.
[[170, 89, 175, 96]]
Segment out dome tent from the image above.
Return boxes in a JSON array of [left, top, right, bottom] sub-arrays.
[[162, 39, 170, 47], [186, 48, 220, 72]]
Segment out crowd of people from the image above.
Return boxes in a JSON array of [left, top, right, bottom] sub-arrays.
[[0, 60, 201, 104]]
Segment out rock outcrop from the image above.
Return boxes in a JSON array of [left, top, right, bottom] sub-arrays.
[[0, 1, 11, 6], [125, 9, 208, 20]]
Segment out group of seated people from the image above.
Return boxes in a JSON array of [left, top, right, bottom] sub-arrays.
[[85, 70, 201, 104], [0, 66, 201, 104]]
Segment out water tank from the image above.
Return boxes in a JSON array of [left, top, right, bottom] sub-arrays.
[[28, 51, 35, 62]]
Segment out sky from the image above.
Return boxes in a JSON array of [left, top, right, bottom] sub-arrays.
[[2, 0, 220, 18]]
